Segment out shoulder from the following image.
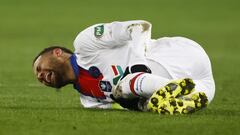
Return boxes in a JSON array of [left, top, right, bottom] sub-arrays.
[[74, 23, 104, 44], [73, 23, 106, 52]]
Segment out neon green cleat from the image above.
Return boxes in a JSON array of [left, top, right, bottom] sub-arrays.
[[168, 78, 196, 97], [149, 78, 195, 101], [147, 78, 208, 114], [147, 92, 208, 114]]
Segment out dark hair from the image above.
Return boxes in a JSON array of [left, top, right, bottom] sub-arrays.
[[33, 46, 73, 65]]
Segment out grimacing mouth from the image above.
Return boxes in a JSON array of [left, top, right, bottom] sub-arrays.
[[44, 71, 56, 87], [45, 71, 53, 83], [37, 70, 55, 87]]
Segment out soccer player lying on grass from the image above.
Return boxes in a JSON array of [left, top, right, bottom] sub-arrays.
[[33, 20, 215, 114]]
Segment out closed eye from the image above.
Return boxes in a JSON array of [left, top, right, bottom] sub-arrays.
[[34, 66, 41, 75], [36, 66, 41, 72]]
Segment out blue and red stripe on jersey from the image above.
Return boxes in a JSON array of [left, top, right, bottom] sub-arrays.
[[70, 54, 106, 99]]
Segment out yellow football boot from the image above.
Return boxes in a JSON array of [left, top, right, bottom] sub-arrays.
[[148, 78, 195, 102], [148, 92, 208, 114], [157, 78, 195, 99]]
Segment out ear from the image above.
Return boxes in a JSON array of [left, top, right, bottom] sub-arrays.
[[52, 48, 63, 57]]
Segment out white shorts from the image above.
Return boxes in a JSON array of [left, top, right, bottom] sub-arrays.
[[146, 37, 215, 102]]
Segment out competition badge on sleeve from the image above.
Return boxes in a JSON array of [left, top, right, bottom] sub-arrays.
[[94, 25, 104, 38]]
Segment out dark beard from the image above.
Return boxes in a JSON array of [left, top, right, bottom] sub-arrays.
[[53, 70, 67, 89], [48, 57, 70, 89]]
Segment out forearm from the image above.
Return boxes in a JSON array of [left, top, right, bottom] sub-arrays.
[[111, 20, 151, 44]]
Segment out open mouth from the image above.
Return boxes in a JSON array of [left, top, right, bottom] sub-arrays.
[[40, 71, 61, 88], [45, 71, 53, 84]]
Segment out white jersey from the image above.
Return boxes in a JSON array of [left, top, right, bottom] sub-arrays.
[[73, 20, 215, 108]]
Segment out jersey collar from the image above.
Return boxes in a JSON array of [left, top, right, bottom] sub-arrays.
[[70, 54, 80, 78], [70, 54, 81, 92]]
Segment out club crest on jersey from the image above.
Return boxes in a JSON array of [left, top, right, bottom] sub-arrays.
[[99, 81, 112, 92], [111, 65, 124, 85], [94, 25, 104, 38]]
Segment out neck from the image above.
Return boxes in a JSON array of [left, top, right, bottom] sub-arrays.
[[63, 53, 77, 83]]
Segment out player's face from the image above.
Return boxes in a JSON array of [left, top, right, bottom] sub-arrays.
[[33, 54, 67, 89]]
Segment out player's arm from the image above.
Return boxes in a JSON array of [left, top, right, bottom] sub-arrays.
[[73, 20, 152, 68], [108, 20, 152, 46], [74, 20, 152, 49], [79, 94, 124, 110], [101, 20, 152, 70]]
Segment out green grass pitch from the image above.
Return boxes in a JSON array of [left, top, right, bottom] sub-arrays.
[[0, 0, 240, 134]]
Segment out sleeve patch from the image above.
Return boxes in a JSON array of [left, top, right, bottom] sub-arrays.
[[94, 25, 104, 38]]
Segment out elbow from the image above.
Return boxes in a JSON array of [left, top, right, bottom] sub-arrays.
[[141, 20, 152, 32]]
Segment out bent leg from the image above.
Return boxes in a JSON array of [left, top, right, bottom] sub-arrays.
[[112, 73, 170, 99], [112, 73, 195, 99]]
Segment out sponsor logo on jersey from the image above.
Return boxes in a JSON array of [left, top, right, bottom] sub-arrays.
[[94, 25, 104, 38], [111, 65, 124, 85]]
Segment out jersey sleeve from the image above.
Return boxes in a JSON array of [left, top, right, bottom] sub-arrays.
[[109, 20, 152, 45], [73, 20, 152, 52], [79, 94, 113, 109]]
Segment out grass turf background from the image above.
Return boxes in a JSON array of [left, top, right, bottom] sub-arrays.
[[0, 0, 240, 134]]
